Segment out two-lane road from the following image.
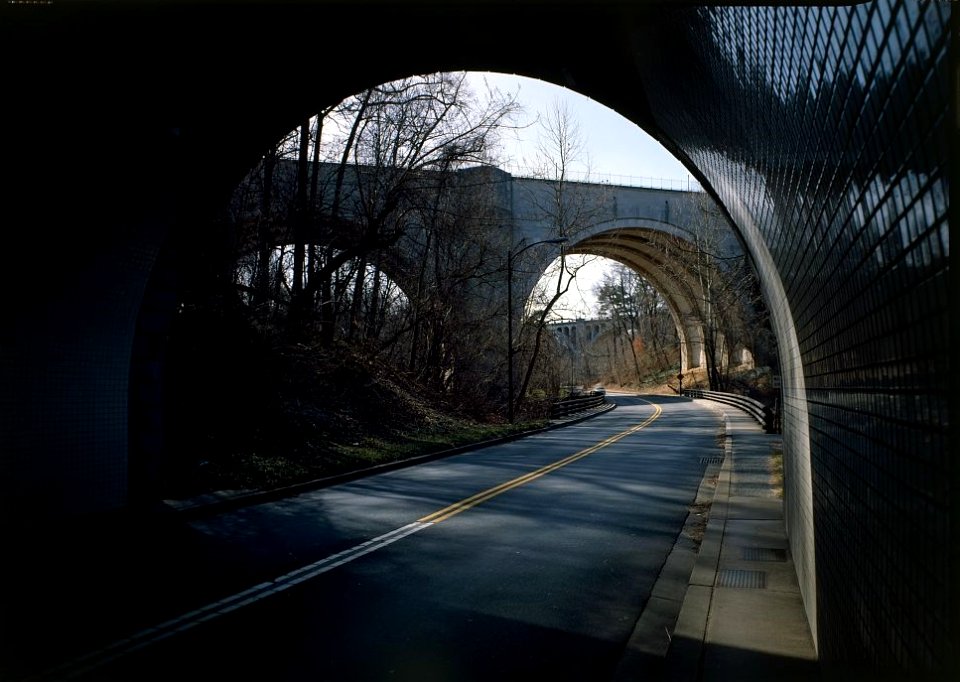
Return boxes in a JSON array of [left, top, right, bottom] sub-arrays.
[[55, 395, 723, 681]]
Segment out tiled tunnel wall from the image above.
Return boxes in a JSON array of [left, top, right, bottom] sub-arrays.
[[638, 1, 951, 674]]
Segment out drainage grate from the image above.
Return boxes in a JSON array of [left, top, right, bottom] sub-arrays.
[[742, 547, 787, 562], [732, 482, 771, 496], [716, 569, 767, 589], [699, 456, 724, 464]]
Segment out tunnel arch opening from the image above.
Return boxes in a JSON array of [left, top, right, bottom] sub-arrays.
[[2, 3, 947, 676], [132, 67, 782, 499]]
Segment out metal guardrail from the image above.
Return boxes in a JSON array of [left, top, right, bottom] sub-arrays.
[[682, 389, 777, 433], [550, 394, 606, 419]]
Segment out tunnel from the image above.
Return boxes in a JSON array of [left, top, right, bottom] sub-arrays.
[[0, 1, 952, 678]]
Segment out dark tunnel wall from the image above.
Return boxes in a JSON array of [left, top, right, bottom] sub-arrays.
[[633, 2, 952, 674], [0, 1, 953, 677]]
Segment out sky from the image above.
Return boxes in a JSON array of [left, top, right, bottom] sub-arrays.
[[463, 72, 691, 319], [465, 71, 691, 184]]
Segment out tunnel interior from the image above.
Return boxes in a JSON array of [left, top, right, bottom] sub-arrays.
[[1, 1, 953, 677]]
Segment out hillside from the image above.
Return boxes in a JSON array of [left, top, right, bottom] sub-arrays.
[[160, 305, 545, 500]]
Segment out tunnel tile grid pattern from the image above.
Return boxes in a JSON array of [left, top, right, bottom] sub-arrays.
[[649, 0, 950, 674]]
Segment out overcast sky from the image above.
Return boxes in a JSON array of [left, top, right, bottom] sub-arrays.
[[464, 71, 691, 319]]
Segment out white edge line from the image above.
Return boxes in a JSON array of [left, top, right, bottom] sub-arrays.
[[32, 521, 435, 681]]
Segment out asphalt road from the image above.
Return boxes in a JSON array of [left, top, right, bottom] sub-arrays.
[[19, 394, 723, 682]]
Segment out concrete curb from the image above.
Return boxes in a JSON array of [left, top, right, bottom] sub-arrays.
[[661, 406, 732, 681], [612, 441, 723, 681], [164, 401, 617, 521], [658, 401, 819, 682]]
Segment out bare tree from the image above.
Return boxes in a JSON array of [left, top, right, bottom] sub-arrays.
[[594, 263, 678, 387], [229, 73, 521, 347], [510, 100, 609, 415], [302, 73, 520, 339]]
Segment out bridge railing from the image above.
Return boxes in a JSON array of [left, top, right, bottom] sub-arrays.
[[501, 165, 703, 192], [682, 389, 777, 433], [550, 394, 607, 419]]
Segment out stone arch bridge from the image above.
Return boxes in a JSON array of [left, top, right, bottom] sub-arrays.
[[236, 161, 755, 374]]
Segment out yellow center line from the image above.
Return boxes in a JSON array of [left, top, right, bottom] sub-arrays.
[[32, 399, 662, 681], [419, 400, 663, 525]]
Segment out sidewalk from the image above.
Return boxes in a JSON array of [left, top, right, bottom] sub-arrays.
[[662, 400, 820, 681]]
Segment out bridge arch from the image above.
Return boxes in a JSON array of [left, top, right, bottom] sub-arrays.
[[566, 225, 753, 375]]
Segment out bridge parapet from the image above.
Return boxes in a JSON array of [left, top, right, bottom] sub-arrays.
[[230, 160, 761, 377]]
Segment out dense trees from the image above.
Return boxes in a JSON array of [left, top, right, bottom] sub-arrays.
[[508, 101, 609, 414], [233, 74, 518, 330], [227, 73, 532, 416], [593, 263, 678, 386]]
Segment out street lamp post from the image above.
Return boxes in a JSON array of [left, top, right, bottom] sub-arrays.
[[506, 237, 568, 423]]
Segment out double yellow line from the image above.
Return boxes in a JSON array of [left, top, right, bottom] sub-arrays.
[[419, 400, 663, 525], [31, 399, 663, 682]]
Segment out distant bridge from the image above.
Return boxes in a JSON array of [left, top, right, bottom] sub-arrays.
[[234, 161, 755, 373], [548, 319, 613, 349]]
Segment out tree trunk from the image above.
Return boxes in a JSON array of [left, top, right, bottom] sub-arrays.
[[365, 258, 383, 340], [289, 118, 310, 334], [319, 258, 335, 346], [306, 112, 326, 315], [408, 231, 432, 373], [348, 256, 367, 341], [516, 257, 573, 414], [255, 147, 277, 308]]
